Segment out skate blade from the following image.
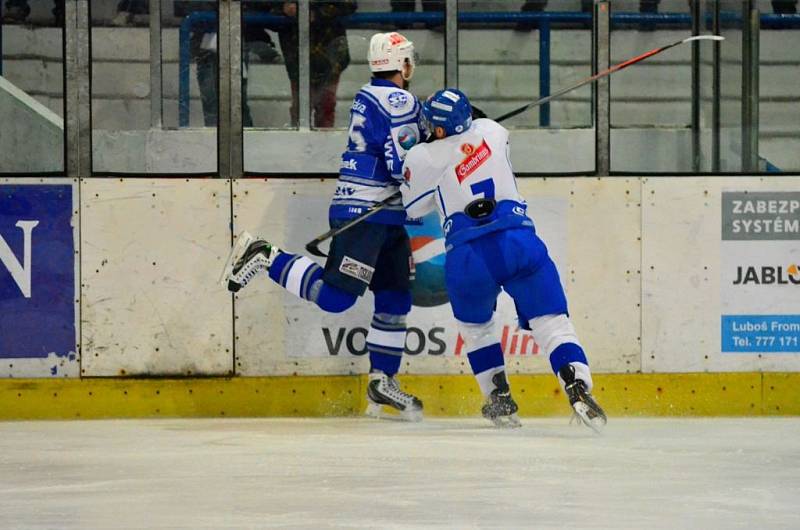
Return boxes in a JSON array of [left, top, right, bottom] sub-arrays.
[[218, 231, 254, 287], [489, 413, 521, 429], [572, 403, 606, 434], [365, 402, 423, 423]]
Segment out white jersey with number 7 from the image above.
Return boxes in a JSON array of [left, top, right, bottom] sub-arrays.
[[400, 118, 532, 249]]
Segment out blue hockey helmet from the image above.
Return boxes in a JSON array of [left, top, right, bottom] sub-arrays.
[[422, 88, 473, 138]]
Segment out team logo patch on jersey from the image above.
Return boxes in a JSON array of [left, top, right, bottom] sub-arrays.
[[388, 91, 410, 109], [455, 140, 492, 183], [339, 256, 375, 284], [397, 126, 418, 150]]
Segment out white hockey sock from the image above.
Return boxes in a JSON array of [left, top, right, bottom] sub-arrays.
[[276, 255, 321, 299], [366, 313, 407, 357]]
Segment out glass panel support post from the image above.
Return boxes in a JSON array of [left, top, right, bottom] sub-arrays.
[[712, 0, 721, 172], [691, 0, 701, 172], [446, 0, 458, 88], [594, 0, 610, 176], [219, 0, 243, 178], [65, 0, 91, 177], [298, 0, 310, 130], [150, 0, 163, 130], [741, 1, 760, 172]]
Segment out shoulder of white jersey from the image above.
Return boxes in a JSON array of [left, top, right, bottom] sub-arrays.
[[404, 141, 443, 178], [473, 118, 509, 139], [360, 84, 419, 121]]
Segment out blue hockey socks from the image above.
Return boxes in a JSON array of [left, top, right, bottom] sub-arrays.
[[267, 252, 357, 313], [367, 290, 411, 376]]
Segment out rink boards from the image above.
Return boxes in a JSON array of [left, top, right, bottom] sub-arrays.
[[1, 176, 798, 417]]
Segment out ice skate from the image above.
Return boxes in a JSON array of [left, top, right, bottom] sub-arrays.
[[481, 372, 521, 428], [365, 371, 423, 422], [219, 231, 279, 293], [559, 365, 607, 433]]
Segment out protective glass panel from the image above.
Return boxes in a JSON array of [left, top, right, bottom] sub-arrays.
[[243, 0, 445, 173], [91, 0, 218, 174], [328, 0, 444, 130], [0, 0, 65, 173], [716, 0, 745, 172], [242, 0, 296, 128], [458, 0, 594, 173], [609, 0, 696, 173], [758, 0, 800, 172]]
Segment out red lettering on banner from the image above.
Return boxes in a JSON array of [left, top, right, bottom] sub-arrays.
[[455, 140, 492, 183], [453, 327, 541, 357], [520, 334, 539, 356], [500, 325, 509, 353], [454, 333, 465, 356]]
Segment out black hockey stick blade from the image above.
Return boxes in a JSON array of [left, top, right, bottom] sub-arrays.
[[305, 237, 329, 258], [495, 34, 724, 123]]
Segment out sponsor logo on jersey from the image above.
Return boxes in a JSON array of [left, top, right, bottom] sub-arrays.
[[340, 158, 358, 171], [397, 125, 418, 150], [351, 101, 367, 114], [455, 140, 492, 183], [388, 91, 410, 109], [334, 184, 357, 197], [403, 167, 412, 183], [733, 264, 800, 285], [339, 256, 375, 284]]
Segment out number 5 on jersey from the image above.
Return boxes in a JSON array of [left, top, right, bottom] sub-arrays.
[[348, 114, 367, 152]]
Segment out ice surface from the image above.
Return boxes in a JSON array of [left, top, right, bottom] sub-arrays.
[[0, 417, 798, 529]]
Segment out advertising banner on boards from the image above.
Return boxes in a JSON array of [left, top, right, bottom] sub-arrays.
[[721, 191, 800, 353], [0, 183, 78, 377], [282, 194, 568, 370]]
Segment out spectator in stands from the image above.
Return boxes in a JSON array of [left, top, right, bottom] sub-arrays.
[[517, 0, 592, 30], [2, 0, 30, 22], [773, 0, 797, 13], [112, 0, 148, 26], [271, 1, 357, 128], [389, 0, 443, 28], [2, 0, 63, 25], [191, 6, 282, 127]]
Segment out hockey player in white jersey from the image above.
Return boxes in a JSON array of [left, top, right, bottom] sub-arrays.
[[220, 32, 424, 421], [401, 88, 607, 430]]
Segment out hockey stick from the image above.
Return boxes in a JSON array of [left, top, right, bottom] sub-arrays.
[[305, 34, 724, 257], [495, 34, 724, 123], [306, 194, 402, 257]]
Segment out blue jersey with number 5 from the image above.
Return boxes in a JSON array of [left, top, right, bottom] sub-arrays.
[[400, 119, 533, 249], [331, 78, 423, 225]]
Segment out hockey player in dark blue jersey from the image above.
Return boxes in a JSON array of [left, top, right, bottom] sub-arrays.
[[220, 32, 425, 422], [401, 89, 607, 430]]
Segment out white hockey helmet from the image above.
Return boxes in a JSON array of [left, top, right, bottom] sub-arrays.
[[368, 32, 415, 80]]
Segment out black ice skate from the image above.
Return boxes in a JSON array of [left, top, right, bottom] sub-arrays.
[[219, 231, 279, 293], [559, 365, 607, 433], [481, 372, 521, 428], [366, 371, 423, 422]]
